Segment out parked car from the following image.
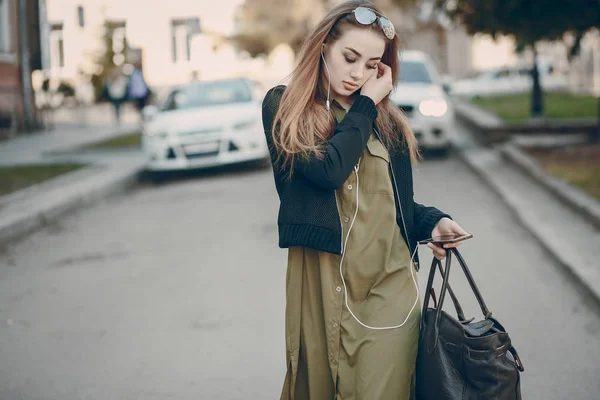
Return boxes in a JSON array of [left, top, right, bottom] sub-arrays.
[[141, 78, 269, 172], [449, 64, 568, 99], [390, 50, 455, 153]]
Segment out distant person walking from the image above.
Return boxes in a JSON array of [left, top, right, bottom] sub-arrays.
[[127, 62, 151, 115], [101, 67, 129, 125]]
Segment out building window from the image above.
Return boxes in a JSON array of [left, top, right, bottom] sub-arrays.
[[0, 0, 11, 54], [171, 19, 191, 64], [50, 23, 65, 68], [77, 6, 84, 28], [171, 18, 200, 64]]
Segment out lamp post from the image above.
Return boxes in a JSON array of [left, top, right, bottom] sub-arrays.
[[594, 32, 599, 143], [18, 0, 33, 131]]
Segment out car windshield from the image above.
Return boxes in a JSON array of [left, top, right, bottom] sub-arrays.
[[161, 79, 252, 111], [399, 61, 432, 84]]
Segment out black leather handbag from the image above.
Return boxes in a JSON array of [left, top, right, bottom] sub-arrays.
[[416, 248, 525, 400]]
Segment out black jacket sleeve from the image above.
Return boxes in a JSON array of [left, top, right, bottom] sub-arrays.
[[413, 201, 452, 241], [262, 85, 377, 190]]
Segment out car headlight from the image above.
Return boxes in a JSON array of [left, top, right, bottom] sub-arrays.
[[232, 119, 258, 131], [418, 99, 448, 117]]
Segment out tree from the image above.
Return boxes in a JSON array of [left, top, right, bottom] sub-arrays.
[[232, 0, 419, 58], [433, 0, 600, 117], [84, 21, 129, 101], [232, 0, 328, 57]]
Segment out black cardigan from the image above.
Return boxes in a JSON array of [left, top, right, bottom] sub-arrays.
[[261, 85, 450, 270]]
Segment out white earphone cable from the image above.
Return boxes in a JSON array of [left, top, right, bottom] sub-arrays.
[[321, 47, 331, 111], [339, 158, 420, 330]]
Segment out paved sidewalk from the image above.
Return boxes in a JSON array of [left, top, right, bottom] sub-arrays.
[[452, 121, 600, 305], [0, 105, 147, 244], [0, 104, 140, 166]]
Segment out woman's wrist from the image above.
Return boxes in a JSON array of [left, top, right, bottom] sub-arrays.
[[349, 95, 378, 122]]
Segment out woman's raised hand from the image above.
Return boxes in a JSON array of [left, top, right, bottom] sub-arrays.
[[361, 62, 393, 106]]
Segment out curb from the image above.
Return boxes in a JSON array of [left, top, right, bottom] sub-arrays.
[[455, 99, 600, 230], [41, 132, 142, 157], [0, 162, 145, 245], [453, 101, 505, 145], [453, 99, 599, 144], [455, 148, 600, 306], [499, 142, 600, 231], [43, 145, 142, 157]]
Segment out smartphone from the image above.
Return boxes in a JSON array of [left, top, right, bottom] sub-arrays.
[[418, 233, 473, 246]]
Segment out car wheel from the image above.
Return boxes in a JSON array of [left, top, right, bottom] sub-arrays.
[[433, 147, 450, 158], [422, 147, 450, 158], [140, 169, 165, 184], [256, 156, 272, 170]]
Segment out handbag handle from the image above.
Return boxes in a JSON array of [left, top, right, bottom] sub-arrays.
[[421, 248, 492, 335], [433, 259, 470, 323], [421, 250, 452, 338], [451, 248, 492, 318]]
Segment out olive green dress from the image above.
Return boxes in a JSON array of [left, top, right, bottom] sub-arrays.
[[280, 101, 421, 400]]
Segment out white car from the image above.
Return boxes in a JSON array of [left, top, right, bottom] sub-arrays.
[[390, 50, 455, 153], [450, 65, 568, 99], [141, 78, 269, 172]]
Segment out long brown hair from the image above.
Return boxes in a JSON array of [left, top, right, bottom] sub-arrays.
[[271, 0, 420, 177]]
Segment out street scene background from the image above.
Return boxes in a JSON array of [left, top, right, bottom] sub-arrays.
[[1, 0, 600, 399]]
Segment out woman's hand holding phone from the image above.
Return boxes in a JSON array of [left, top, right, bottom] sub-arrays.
[[361, 62, 393, 106], [426, 217, 471, 260]]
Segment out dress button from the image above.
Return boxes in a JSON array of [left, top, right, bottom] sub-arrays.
[[333, 322, 339, 328], [343, 217, 349, 223], [336, 286, 342, 292], [331, 359, 338, 365], [347, 184, 353, 190]]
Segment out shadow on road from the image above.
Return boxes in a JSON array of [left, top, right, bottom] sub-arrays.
[[136, 159, 271, 186], [136, 148, 456, 188]]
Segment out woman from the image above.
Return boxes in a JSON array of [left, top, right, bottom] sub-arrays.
[[262, 1, 469, 398]]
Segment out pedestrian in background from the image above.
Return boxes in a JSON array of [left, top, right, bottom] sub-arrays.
[[101, 67, 129, 125], [261, 0, 470, 398], [127, 61, 151, 117]]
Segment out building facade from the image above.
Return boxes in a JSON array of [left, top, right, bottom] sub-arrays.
[[44, 0, 263, 91]]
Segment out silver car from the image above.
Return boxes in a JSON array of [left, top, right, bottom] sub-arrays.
[[141, 78, 269, 172], [390, 50, 455, 153]]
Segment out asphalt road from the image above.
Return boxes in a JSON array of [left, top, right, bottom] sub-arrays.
[[1, 154, 599, 399]]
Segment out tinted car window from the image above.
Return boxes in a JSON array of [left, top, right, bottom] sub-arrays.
[[399, 61, 432, 84], [161, 79, 252, 111]]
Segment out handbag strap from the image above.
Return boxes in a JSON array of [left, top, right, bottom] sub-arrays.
[[421, 250, 452, 335], [509, 345, 525, 372], [422, 248, 492, 334], [452, 248, 491, 318], [433, 259, 470, 323]]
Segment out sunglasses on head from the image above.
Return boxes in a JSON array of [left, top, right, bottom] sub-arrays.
[[351, 6, 396, 40]]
